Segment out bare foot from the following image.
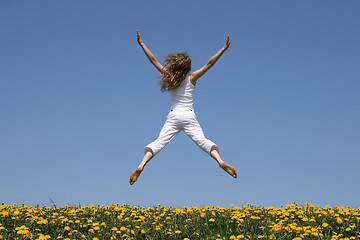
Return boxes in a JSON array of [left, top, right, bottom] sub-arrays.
[[129, 167, 143, 185], [219, 162, 237, 178]]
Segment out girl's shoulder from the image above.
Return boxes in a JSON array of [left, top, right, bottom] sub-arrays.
[[189, 73, 196, 86]]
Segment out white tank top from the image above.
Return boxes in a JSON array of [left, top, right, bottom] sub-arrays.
[[170, 75, 195, 110]]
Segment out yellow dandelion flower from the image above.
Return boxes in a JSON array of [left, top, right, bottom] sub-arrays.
[[0, 211, 8, 217], [209, 218, 215, 222], [38, 234, 51, 240], [16, 225, 29, 235], [37, 218, 48, 225]]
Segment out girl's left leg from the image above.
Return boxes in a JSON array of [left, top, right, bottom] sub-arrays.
[[129, 150, 153, 185], [129, 112, 181, 185]]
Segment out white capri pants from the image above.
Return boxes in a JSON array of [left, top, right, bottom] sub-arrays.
[[145, 108, 219, 156]]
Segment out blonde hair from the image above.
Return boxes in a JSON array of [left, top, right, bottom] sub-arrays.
[[160, 53, 191, 92]]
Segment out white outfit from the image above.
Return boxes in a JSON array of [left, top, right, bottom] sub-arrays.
[[145, 75, 219, 156]]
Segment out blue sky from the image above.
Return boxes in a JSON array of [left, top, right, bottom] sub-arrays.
[[1, 0, 359, 208]]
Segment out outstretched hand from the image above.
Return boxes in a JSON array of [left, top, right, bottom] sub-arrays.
[[137, 30, 143, 45], [223, 35, 231, 51]]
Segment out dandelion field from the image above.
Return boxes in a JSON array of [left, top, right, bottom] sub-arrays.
[[0, 203, 359, 240]]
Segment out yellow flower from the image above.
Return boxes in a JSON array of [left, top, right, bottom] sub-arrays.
[[0, 211, 8, 217], [337, 218, 343, 224], [16, 225, 29, 235], [64, 226, 70, 231], [38, 234, 51, 240], [322, 222, 329, 227], [93, 238, 99, 240], [37, 218, 48, 224], [175, 230, 182, 234], [184, 238, 190, 240], [209, 218, 215, 222]]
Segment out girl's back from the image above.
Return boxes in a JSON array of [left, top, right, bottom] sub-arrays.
[[170, 75, 195, 110]]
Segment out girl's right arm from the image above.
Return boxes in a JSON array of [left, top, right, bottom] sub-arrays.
[[190, 35, 231, 86], [137, 30, 164, 74]]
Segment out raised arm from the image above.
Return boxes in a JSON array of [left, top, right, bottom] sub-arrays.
[[190, 35, 231, 86], [137, 30, 164, 74]]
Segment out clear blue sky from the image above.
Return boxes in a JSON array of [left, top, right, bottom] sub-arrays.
[[1, 1, 359, 208]]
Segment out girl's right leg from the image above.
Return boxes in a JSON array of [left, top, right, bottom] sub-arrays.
[[210, 148, 237, 178], [183, 113, 237, 178]]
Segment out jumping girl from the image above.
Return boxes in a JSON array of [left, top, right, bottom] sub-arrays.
[[129, 30, 237, 185]]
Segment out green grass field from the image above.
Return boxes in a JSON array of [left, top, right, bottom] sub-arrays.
[[0, 203, 359, 239]]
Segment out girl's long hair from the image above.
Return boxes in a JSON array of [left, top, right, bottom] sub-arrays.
[[160, 53, 191, 92]]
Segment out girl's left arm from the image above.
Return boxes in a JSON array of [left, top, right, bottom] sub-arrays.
[[137, 30, 164, 74]]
